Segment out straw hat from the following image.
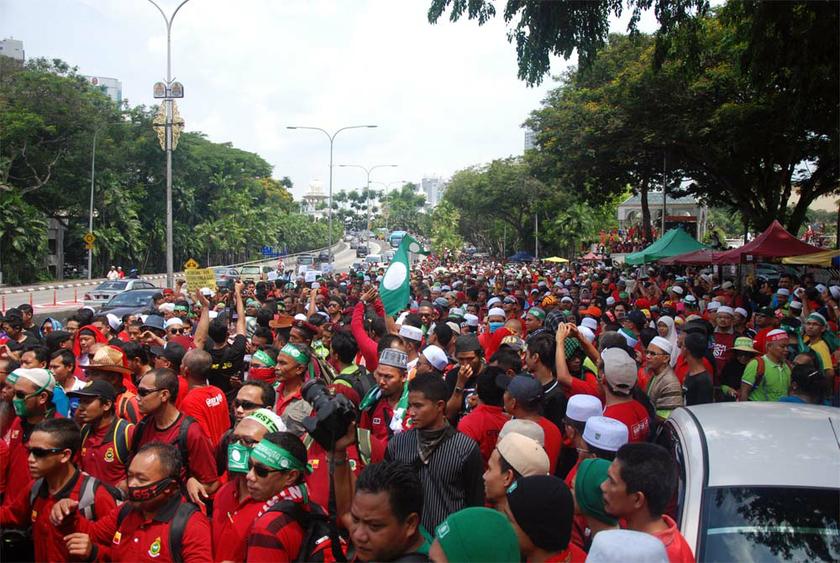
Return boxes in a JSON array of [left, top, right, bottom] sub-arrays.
[[85, 345, 132, 375]]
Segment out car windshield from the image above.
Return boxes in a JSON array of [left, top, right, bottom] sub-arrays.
[[701, 486, 840, 561], [106, 292, 154, 308], [241, 267, 260, 274], [298, 256, 314, 265], [96, 281, 128, 291]]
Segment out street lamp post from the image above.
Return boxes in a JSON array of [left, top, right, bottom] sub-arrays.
[[147, 0, 191, 288], [337, 164, 398, 232], [88, 129, 98, 280], [286, 125, 377, 267]]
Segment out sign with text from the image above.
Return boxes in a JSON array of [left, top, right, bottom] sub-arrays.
[[184, 267, 217, 291]]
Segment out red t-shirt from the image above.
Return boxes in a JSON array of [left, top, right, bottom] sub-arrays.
[[651, 514, 696, 563], [175, 376, 189, 410], [212, 477, 266, 563], [535, 416, 563, 474], [673, 353, 715, 385], [2, 412, 61, 508], [79, 419, 135, 487], [711, 332, 736, 383], [545, 543, 587, 562], [134, 414, 218, 484], [603, 400, 650, 442], [180, 385, 231, 448], [245, 505, 307, 561], [306, 441, 363, 510], [457, 404, 510, 467]]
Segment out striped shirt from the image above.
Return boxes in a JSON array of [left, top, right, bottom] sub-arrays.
[[385, 427, 485, 532]]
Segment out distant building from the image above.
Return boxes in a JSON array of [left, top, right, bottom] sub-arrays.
[[617, 192, 708, 240], [524, 127, 536, 151], [421, 176, 446, 207], [83, 75, 123, 105], [0, 37, 25, 61], [301, 179, 328, 219]]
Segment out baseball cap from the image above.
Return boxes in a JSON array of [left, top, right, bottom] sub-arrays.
[[601, 348, 637, 394], [582, 416, 629, 452], [496, 374, 543, 405], [496, 433, 550, 477], [67, 380, 117, 403], [565, 394, 603, 423]]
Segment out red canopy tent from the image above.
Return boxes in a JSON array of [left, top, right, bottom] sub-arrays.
[[712, 220, 825, 264], [658, 248, 722, 265], [581, 252, 602, 261]]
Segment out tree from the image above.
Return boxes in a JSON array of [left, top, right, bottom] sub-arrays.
[[427, 0, 709, 85], [429, 200, 464, 254], [384, 184, 427, 233]]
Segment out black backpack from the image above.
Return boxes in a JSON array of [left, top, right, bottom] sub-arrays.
[[80, 417, 133, 467], [115, 501, 198, 563], [334, 365, 376, 400], [265, 500, 347, 562], [131, 415, 195, 469]]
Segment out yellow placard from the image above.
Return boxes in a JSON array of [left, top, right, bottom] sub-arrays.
[[183, 258, 199, 270], [184, 267, 217, 291]]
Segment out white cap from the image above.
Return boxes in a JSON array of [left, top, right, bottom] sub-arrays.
[[496, 433, 550, 477], [106, 313, 121, 331], [830, 286, 840, 300], [790, 300, 803, 310], [587, 530, 669, 563], [670, 285, 684, 295], [463, 313, 479, 327], [499, 419, 545, 446], [487, 297, 502, 307], [293, 313, 307, 321], [577, 325, 595, 343], [488, 307, 506, 318], [581, 317, 598, 331], [684, 294, 697, 303], [734, 307, 748, 318], [721, 281, 734, 290], [716, 305, 734, 316], [164, 317, 184, 329], [561, 296, 574, 303], [421, 345, 449, 371], [649, 336, 673, 354], [606, 296, 616, 306], [777, 287, 791, 296], [158, 302, 175, 313], [815, 284, 827, 294], [566, 394, 603, 423], [583, 416, 629, 452], [445, 321, 461, 335], [707, 301, 721, 311], [8, 368, 55, 393], [399, 325, 423, 342], [200, 287, 215, 297]]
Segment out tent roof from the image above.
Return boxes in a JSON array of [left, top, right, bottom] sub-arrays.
[[713, 221, 825, 264], [658, 248, 722, 265], [625, 228, 707, 265], [781, 249, 840, 267]]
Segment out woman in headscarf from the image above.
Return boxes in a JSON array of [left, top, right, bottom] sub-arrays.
[[39, 317, 63, 339], [656, 315, 680, 367], [71, 324, 108, 375]]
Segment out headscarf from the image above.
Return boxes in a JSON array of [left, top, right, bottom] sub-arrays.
[[657, 315, 680, 367], [72, 324, 108, 360], [39, 317, 63, 339]]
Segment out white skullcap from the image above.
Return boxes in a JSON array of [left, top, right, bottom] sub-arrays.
[[734, 307, 748, 318], [487, 297, 502, 307], [581, 317, 598, 331], [164, 317, 184, 329], [587, 530, 668, 563], [670, 285, 684, 295], [7, 368, 55, 393], [716, 306, 734, 316], [707, 301, 720, 311], [566, 394, 602, 423], [293, 313, 307, 321], [488, 307, 506, 318], [421, 345, 449, 371], [649, 336, 673, 354], [158, 302, 175, 313], [398, 325, 423, 342], [777, 287, 791, 296], [577, 325, 596, 343]]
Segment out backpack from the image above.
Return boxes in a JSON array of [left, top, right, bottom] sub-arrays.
[[334, 365, 376, 400], [116, 393, 140, 424], [80, 417, 133, 466], [132, 415, 195, 469], [29, 473, 113, 521], [265, 500, 347, 562], [115, 501, 198, 563]]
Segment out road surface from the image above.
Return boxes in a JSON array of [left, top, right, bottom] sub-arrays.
[[1, 240, 386, 315]]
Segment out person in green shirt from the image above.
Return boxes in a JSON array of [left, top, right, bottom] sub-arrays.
[[739, 329, 792, 402]]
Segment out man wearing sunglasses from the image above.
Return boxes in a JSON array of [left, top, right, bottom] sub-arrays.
[[56, 442, 212, 562], [3, 367, 61, 511], [0, 418, 117, 562], [215, 380, 277, 474], [213, 409, 286, 562]]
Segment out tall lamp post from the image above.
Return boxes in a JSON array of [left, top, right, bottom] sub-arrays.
[[337, 164, 398, 231], [148, 0, 191, 288], [286, 125, 377, 266], [87, 129, 99, 280]]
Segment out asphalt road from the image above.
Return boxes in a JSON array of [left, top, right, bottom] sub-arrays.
[[1, 240, 387, 316]]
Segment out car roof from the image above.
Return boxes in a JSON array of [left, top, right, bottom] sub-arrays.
[[672, 403, 840, 489]]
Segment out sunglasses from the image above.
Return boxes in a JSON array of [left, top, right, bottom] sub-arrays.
[[137, 387, 163, 398], [249, 461, 282, 478], [169, 328, 185, 335], [233, 436, 259, 448], [233, 399, 263, 410], [28, 446, 66, 458]]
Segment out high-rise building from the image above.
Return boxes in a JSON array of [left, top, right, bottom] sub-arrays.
[[0, 38, 25, 61], [524, 127, 536, 151], [421, 176, 446, 207], [83, 75, 123, 105]]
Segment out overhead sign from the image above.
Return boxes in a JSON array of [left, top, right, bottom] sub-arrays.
[[184, 267, 217, 291], [183, 258, 199, 270]]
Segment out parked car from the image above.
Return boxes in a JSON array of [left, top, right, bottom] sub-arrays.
[[83, 279, 157, 308], [659, 403, 840, 562], [356, 245, 369, 258], [239, 265, 262, 282], [365, 254, 382, 267], [96, 288, 162, 317], [213, 267, 240, 290], [318, 250, 331, 263]]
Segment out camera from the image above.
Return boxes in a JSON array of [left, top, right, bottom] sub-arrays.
[[301, 379, 357, 449]]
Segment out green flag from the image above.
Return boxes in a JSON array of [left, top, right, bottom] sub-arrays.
[[379, 234, 428, 316]]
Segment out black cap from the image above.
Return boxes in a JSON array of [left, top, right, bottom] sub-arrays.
[[150, 342, 186, 365], [67, 380, 117, 402], [454, 334, 482, 354], [496, 373, 543, 405]]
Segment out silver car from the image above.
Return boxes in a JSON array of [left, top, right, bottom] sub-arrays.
[[659, 403, 840, 561], [83, 279, 157, 308]]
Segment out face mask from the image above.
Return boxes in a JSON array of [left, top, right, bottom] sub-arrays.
[[227, 442, 252, 473], [127, 477, 174, 502], [12, 397, 28, 417], [489, 321, 505, 334], [248, 367, 276, 382]]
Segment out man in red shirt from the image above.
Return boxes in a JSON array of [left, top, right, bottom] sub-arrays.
[[600, 348, 650, 442], [602, 443, 695, 562], [457, 368, 510, 467], [134, 367, 220, 505], [180, 349, 230, 447], [499, 374, 562, 474], [71, 380, 134, 491], [213, 408, 286, 562], [58, 442, 212, 562], [84, 346, 142, 424], [359, 347, 409, 462], [0, 418, 117, 563]]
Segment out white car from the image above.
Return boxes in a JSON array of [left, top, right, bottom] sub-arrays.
[[83, 279, 157, 308], [660, 403, 840, 562]]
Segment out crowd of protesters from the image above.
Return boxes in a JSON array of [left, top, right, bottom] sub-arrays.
[[0, 250, 838, 562]]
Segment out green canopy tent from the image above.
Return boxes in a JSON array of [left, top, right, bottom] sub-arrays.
[[625, 228, 707, 265]]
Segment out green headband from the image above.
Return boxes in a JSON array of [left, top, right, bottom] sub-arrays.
[[252, 349, 276, 368], [807, 312, 827, 326], [280, 343, 309, 365], [251, 439, 312, 474], [528, 307, 546, 321], [174, 305, 189, 312]]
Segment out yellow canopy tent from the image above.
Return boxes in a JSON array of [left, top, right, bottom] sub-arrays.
[[781, 249, 840, 267], [544, 256, 569, 263]]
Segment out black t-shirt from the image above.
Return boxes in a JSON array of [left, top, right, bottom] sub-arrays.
[[683, 371, 714, 406], [444, 366, 479, 420], [203, 334, 247, 395]]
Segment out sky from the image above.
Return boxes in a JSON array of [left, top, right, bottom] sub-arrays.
[[2, 0, 659, 200]]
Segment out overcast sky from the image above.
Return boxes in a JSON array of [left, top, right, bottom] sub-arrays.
[[2, 0, 658, 199]]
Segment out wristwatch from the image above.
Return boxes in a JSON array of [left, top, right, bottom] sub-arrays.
[[454, 386, 464, 393]]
